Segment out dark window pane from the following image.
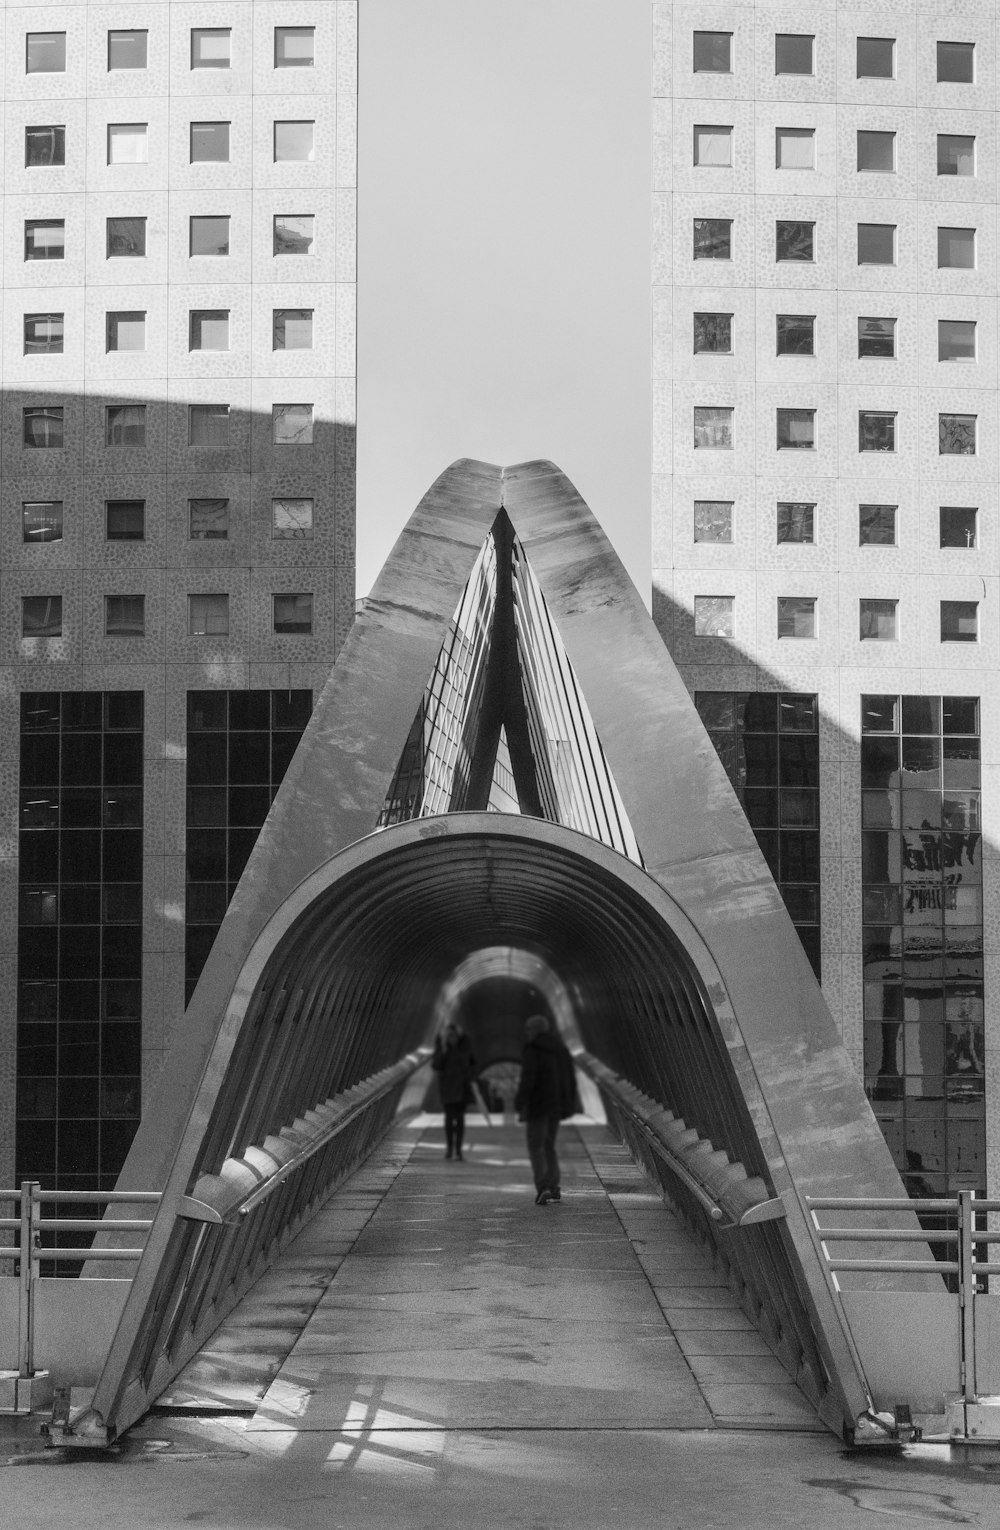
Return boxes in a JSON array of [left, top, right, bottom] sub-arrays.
[[943, 698, 979, 737], [862, 736, 900, 787], [940, 507, 976, 549], [693, 218, 731, 259], [21, 735, 60, 786], [693, 312, 732, 353], [229, 691, 270, 730], [103, 733, 143, 785], [272, 690, 312, 730], [107, 217, 146, 257], [859, 504, 896, 546], [186, 829, 227, 882], [187, 787, 227, 827], [187, 734, 227, 783], [901, 696, 940, 736], [60, 829, 102, 880], [228, 785, 271, 825], [229, 732, 270, 783], [776, 220, 814, 261]]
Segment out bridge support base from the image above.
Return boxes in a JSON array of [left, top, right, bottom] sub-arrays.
[[947, 1397, 1000, 1442], [0, 1369, 53, 1415]]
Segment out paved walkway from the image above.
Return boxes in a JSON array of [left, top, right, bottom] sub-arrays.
[[7, 1119, 1000, 1526], [162, 1117, 817, 1434]]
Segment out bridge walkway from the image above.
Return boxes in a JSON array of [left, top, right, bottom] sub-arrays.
[[157, 1117, 820, 1439]]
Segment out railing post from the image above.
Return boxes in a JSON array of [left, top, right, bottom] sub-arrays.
[[18, 1180, 39, 1379], [959, 1189, 976, 1403]]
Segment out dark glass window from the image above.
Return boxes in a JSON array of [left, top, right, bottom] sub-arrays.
[[693, 218, 731, 260], [108, 29, 147, 69], [24, 312, 63, 354], [859, 504, 897, 546], [941, 602, 978, 642], [106, 217, 146, 258], [776, 503, 814, 543], [858, 317, 896, 358], [776, 314, 814, 355], [775, 33, 813, 74], [776, 220, 814, 262], [105, 500, 145, 541], [937, 42, 974, 84], [273, 214, 315, 255], [26, 33, 66, 73], [105, 405, 146, 446], [190, 216, 230, 257], [693, 32, 732, 73], [857, 37, 894, 79], [693, 312, 732, 353], [104, 596, 144, 637], [25, 220, 64, 260], [25, 126, 65, 166], [940, 507, 976, 549], [776, 408, 815, 449], [190, 121, 230, 162], [273, 593, 313, 634], [939, 415, 976, 455], [859, 411, 896, 452], [693, 501, 732, 543], [22, 501, 63, 543], [23, 406, 63, 448]]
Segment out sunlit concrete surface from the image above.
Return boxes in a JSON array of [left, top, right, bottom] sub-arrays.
[[5, 1121, 1000, 1526]]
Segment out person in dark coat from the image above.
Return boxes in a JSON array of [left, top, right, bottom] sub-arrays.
[[514, 1014, 581, 1204], [432, 1022, 477, 1160]]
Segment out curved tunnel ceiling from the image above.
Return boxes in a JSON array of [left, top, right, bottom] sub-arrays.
[[206, 817, 762, 1182]]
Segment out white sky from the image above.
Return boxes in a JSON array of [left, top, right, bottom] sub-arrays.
[[356, 0, 652, 601]]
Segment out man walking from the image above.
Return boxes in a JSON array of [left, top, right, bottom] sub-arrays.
[[514, 1014, 580, 1204]]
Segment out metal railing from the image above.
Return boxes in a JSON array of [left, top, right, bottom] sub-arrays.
[[0, 1184, 161, 1384], [808, 1192, 1000, 1413]]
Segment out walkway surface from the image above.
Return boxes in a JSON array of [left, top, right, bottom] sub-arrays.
[[5, 1119, 1000, 1527]]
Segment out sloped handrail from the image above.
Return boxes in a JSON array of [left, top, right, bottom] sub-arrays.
[[575, 1050, 786, 1229], [177, 1047, 432, 1226]]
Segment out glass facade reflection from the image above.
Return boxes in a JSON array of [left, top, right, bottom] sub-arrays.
[[185, 690, 312, 1002], [861, 695, 985, 1195], [378, 517, 641, 863], [16, 691, 144, 1194], [696, 692, 821, 979]]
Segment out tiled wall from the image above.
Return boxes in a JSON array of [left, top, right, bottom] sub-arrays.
[[652, 4, 1000, 1193], [0, 2, 357, 1185]]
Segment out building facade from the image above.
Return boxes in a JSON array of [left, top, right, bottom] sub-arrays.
[[1, 3, 356, 1190], [652, 5, 998, 1199]]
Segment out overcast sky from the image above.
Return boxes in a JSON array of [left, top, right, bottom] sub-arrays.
[[356, 0, 651, 600]]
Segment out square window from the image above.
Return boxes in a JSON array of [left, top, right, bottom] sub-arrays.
[[939, 414, 976, 455], [693, 500, 732, 543], [24, 220, 64, 260], [275, 26, 315, 67], [191, 28, 231, 68], [859, 504, 897, 545], [25, 126, 65, 167], [940, 506, 977, 548], [858, 130, 896, 173], [106, 311, 145, 352], [190, 122, 230, 163], [273, 593, 313, 633], [777, 502, 815, 543], [22, 501, 63, 543], [776, 314, 814, 355], [938, 134, 975, 176], [941, 601, 978, 642], [937, 42, 974, 85], [775, 34, 813, 74], [939, 319, 976, 362], [24, 312, 63, 354], [105, 595, 144, 636], [776, 408, 815, 449], [104, 404, 146, 446], [273, 308, 313, 350], [693, 125, 732, 166], [694, 596, 734, 637], [272, 498, 315, 538], [693, 218, 732, 260], [693, 406, 733, 449], [22, 596, 62, 637], [274, 121, 315, 162], [860, 599, 898, 640], [188, 594, 229, 636], [23, 407, 63, 448], [272, 404, 314, 444], [189, 498, 230, 540], [26, 33, 66, 73], [190, 215, 230, 257], [777, 596, 816, 638], [859, 410, 896, 452], [857, 37, 895, 78], [693, 313, 732, 353], [938, 226, 975, 269], [858, 223, 895, 265], [104, 498, 146, 542], [108, 30, 147, 69], [190, 310, 230, 351], [273, 214, 315, 255], [776, 220, 814, 262], [858, 317, 896, 359], [188, 404, 230, 447], [108, 124, 148, 165], [693, 31, 731, 73], [776, 127, 814, 170], [107, 217, 145, 258]]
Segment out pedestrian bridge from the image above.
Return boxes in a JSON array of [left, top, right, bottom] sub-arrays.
[[30, 461, 965, 1446]]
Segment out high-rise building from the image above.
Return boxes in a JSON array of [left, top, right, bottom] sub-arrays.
[[652, 8, 996, 1199], [1, 5, 357, 1191], [1, 4, 997, 1215]]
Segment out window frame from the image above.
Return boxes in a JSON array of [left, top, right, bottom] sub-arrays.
[[104, 594, 145, 637], [776, 220, 814, 262], [776, 502, 816, 544], [937, 42, 975, 85], [24, 219, 65, 261], [693, 124, 733, 167], [776, 407, 816, 450], [940, 601, 978, 642], [938, 319, 976, 363], [189, 215, 230, 258], [189, 309, 231, 352], [693, 312, 733, 355], [939, 414, 977, 455], [937, 134, 976, 177], [859, 504, 897, 546], [271, 498, 315, 540], [274, 26, 315, 68], [858, 410, 897, 453], [106, 498, 146, 542], [22, 500, 63, 544], [104, 404, 147, 447], [775, 33, 814, 75], [21, 595, 62, 637], [25, 125, 65, 167], [106, 311, 146, 353], [940, 506, 977, 549], [106, 216, 146, 258], [190, 27, 231, 69], [777, 596, 817, 639], [107, 29, 147, 70], [859, 598, 899, 641], [693, 217, 732, 261], [856, 36, 895, 79], [775, 314, 815, 356], [190, 121, 231, 164], [693, 405, 734, 450], [272, 592, 314, 634], [937, 226, 976, 270], [857, 316, 897, 359], [693, 596, 735, 638], [23, 311, 64, 355], [273, 120, 315, 163], [187, 594, 230, 637], [25, 32, 66, 74], [107, 123, 148, 166], [188, 498, 230, 541], [857, 222, 896, 266], [857, 129, 896, 174], [775, 126, 815, 170], [188, 404, 230, 448], [693, 31, 732, 74]]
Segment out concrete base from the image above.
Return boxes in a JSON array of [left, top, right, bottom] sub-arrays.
[[0, 1370, 53, 1415], [947, 1397, 1000, 1441]]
